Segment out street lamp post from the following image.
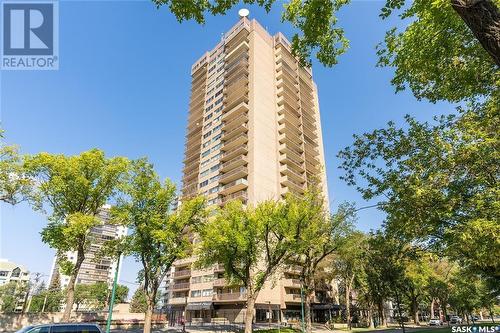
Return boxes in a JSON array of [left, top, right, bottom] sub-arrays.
[[105, 253, 121, 333]]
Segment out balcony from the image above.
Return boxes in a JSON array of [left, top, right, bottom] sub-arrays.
[[213, 278, 227, 287], [284, 294, 302, 303], [223, 113, 248, 132], [280, 153, 305, 174], [219, 166, 248, 184], [222, 123, 248, 142], [222, 133, 248, 151], [226, 41, 250, 62], [171, 282, 190, 291], [220, 178, 248, 195], [221, 190, 248, 205], [222, 102, 249, 122], [173, 270, 191, 279], [283, 279, 302, 288], [280, 164, 305, 184], [281, 175, 305, 194], [169, 297, 188, 305], [221, 144, 248, 162], [213, 292, 247, 302], [221, 155, 248, 173]]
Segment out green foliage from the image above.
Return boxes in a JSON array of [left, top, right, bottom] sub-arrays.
[[24, 149, 129, 318], [73, 282, 109, 311], [115, 284, 129, 303], [338, 97, 500, 283], [152, 0, 349, 67], [29, 290, 63, 313], [377, 0, 498, 103], [129, 288, 148, 313], [0, 281, 28, 313], [112, 158, 207, 323], [0, 129, 32, 205]]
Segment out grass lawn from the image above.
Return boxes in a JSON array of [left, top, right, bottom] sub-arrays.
[[253, 328, 301, 333]]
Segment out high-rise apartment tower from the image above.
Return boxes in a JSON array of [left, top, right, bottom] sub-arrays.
[[168, 16, 333, 324]]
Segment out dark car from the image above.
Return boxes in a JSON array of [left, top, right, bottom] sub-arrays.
[[15, 323, 102, 333]]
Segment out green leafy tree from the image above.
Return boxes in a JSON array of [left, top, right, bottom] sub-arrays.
[[197, 197, 308, 333], [0, 281, 28, 313], [330, 231, 367, 330], [153, 0, 349, 67], [73, 282, 109, 311], [377, 0, 499, 103], [338, 97, 500, 285], [0, 130, 31, 205], [288, 194, 355, 333], [402, 253, 433, 325], [129, 288, 148, 313], [24, 149, 129, 321], [152, 1, 498, 104], [367, 233, 410, 333], [115, 284, 129, 303], [111, 158, 207, 333]]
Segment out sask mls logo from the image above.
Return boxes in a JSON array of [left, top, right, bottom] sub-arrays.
[[1, 0, 59, 70]]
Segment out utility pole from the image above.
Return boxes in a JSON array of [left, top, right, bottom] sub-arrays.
[[105, 253, 121, 333]]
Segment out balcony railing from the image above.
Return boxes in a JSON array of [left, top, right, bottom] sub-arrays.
[[213, 292, 247, 302], [173, 270, 191, 278], [171, 282, 190, 290]]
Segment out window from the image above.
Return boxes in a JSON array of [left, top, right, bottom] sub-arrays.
[[203, 131, 212, 139], [212, 143, 222, 151], [209, 175, 220, 183], [191, 290, 201, 297], [200, 169, 209, 177], [201, 150, 210, 158], [204, 113, 213, 121], [210, 164, 220, 172], [199, 180, 208, 188], [200, 159, 210, 168], [202, 289, 213, 297], [212, 134, 222, 142], [208, 186, 219, 194], [27, 327, 50, 333], [50, 325, 100, 333], [0, 271, 8, 277], [11, 268, 21, 278]]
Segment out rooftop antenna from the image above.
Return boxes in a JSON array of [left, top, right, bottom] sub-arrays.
[[238, 8, 250, 19]]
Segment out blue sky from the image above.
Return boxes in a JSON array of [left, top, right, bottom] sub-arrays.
[[0, 0, 456, 295]]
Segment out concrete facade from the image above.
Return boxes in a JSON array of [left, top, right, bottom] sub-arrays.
[[170, 16, 331, 325]]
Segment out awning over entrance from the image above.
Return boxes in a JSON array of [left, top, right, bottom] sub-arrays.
[[254, 303, 280, 310], [186, 302, 213, 311], [312, 304, 341, 310]]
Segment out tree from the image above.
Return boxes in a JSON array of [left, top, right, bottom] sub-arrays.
[[288, 195, 355, 333], [115, 284, 129, 303], [197, 197, 307, 333], [330, 231, 367, 330], [0, 130, 31, 205], [338, 96, 500, 285], [111, 158, 207, 333], [24, 149, 129, 321], [366, 232, 410, 333], [73, 282, 109, 311], [377, 0, 498, 103], [130, 288, 148, 313], [152, 1, 498, 104], [153, 0, 349, 67], [0, 281, 29, 313]]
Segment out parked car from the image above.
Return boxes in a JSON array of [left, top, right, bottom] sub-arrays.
[[450, 316, 463, 324], [15, 323, 102, 333], [429, 318, 443, 326]]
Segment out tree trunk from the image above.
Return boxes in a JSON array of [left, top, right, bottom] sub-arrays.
[[412, 299, 420, 325], [245, 295, 256, 333], [368, 305, 374, 329], [430, 299, 435, 319], [451, 0, 500, 66], [345, 281, 352, 330], [62, 248, 85, 322], [394, 291, 406, 333], [378, 300, 387, 327], [304, 291, 313, 333], [143, 301, 154, 333]]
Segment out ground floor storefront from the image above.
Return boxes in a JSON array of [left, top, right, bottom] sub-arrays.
[[166, 303, 341, 325]]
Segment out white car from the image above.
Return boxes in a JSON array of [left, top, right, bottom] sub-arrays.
[[429, 318, 443, 326], [450, 316, 463, 324]]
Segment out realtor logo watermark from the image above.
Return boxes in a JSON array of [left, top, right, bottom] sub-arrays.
[[452, 326, 500, 333], [1, 0, 59, 70]]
